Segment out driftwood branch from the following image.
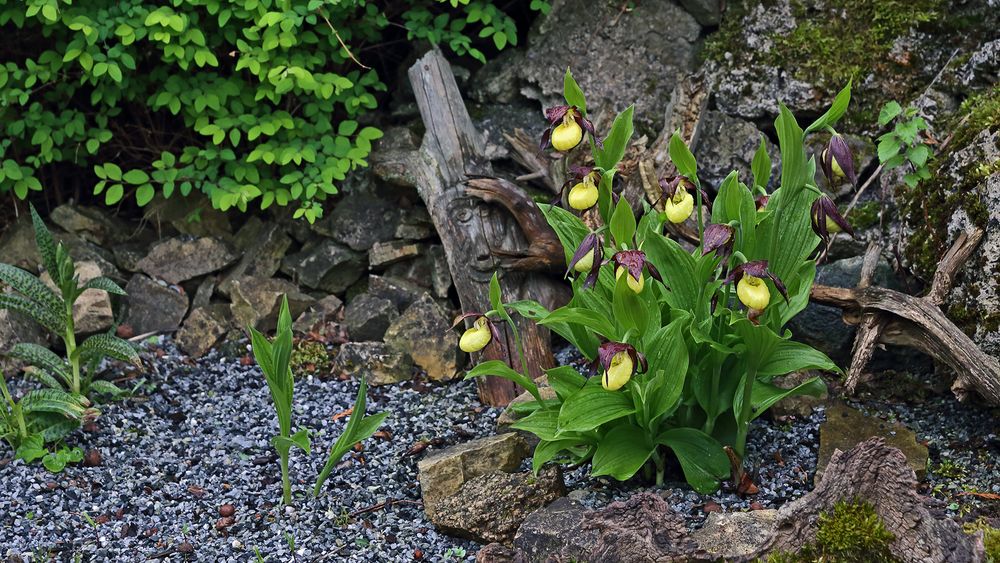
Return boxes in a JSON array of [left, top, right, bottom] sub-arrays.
[[754, 438, 986, 562], [401, 50, 561, 406], [504, 129, 560, 193], [811, 229, 999, 405]]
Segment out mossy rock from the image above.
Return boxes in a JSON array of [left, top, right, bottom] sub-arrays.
[[765, 499, 899, 562]]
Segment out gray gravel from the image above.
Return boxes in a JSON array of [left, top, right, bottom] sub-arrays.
[[1, 338, 494, 562]]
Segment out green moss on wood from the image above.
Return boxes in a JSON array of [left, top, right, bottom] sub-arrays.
[[764, 499, 899, 562]]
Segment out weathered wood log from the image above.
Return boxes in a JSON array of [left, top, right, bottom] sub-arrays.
[[754, 437, 986, 562], [401, 50, 561, 406], [503, 129, 561, 194], [811, 229, 1000, 406]]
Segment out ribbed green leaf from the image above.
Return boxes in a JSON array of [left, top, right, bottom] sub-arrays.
[[29, 205, 60, 285], [30, 413, 82, 443], [0, 294, 64, 333], [87, 379, 127, 397], [0, 264, 64, 317], [8, 343, 69, 380], [82, 276, 126, 296], [22, 366, 65, 391], [20, 389, 88, 418], [77, 334, 141, 365]]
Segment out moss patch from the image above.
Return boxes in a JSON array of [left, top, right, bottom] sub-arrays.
[[850, 200, 882, 230], [289, 339, 332, 375], [963, 518, 1000, 562], [765, 499, 898, 562]]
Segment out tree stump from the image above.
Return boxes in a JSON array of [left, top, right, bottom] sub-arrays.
[[391, 50, 563, 406]]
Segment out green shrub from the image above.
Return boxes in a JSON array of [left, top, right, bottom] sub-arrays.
[[0, 0, 540, 221]]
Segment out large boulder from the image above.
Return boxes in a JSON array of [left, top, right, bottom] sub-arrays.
[[123, 274, 189, 335], [332, 341, 412, 386], [417, 433, 531, 520], [218, 218, 292, 295], [383, 294, 459, 381], [431, 467, 566, 544], [0, 215, 39, 271], [41, 261, 114, 334], [280, 239, 365, 294], [137, 237, 238, 285], [816, 402, 928, 483], [343, 293, 398, 342], [49, 204, 130, 246], [229, 276, 315, 332], [175, 304, 232, 358], [691, 509, 779, 560], [311, 189, 401, 252], [470, 0, 701, 134]]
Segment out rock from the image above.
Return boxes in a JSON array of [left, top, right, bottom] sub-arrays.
[[41, 261, 114, 334], [111, 244, 148, 273], [332, 341, 412, 385], [123, 274, 189, 335], [0, 308, 48, 376], [678, 0, 722, 26], [384, 254, 434, 289], [787, 254, 896, 364], [218, 218, 292, 295], [816, 402, 928, 483], [394, 208, 434, 241], [0, 215, 39, 271], [280, 239, 365, 294], [471, 0, 701, 134], [691, 509, 779, 559], [311, 190, 401, 251], [367, 275, 427, 311], [137, 237, 238, 285], [49, 204, 129, 246], [368, 240, 421, 269], [191, 276, 216, 311], [694, 110, 780, 190], [175, 305, 231, 358], [343, 293, 398, 342], [427, 245, 452, 299], [417, 433, 531, 519], [500, 497, 596, 563], [58, 234, 123, 282], [769, 371, 828, 418], [430, 467, 566, 544], [144, 193, 232, 238], [497, 386, 558, 432], [292, 294, 343, 334], [384, 294, 458, 381], [228, 276, 315, 332]]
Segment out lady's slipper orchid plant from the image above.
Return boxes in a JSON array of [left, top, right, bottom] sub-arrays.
[[453, 313, 501, 353], [820, 133, 857, 186], [810, 195, 855, 245], [541, 105, 595, 152], [564, 167, 601, 211], [465, 69, 848, 494], [597, 342, 647, 391]]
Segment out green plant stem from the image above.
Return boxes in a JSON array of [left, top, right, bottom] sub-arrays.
[[280, 453, 292, 506], [734, 365, 758, 458], [64, 302, 80, 395], [653, 449, 666, 486], [695, 184, 705, 252], [0, 373, 27, 440]]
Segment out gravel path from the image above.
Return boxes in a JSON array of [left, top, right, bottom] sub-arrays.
[[2, 340, 993, 562], [1, 339, 495, 562]]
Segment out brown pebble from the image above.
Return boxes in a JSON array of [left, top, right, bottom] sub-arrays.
[[177, 541, 194, 554], [214, 516, 235, 530], [95, 514, 110, 525], [83, 450, 102, 467], [413, 548, 424, 560], [143, 527, 158, 538], [82, 422, 99, 433], [703, 501, 722, 513], [219, 504, 235, 518], [750, 501, 766, 510], [116, 324, 135, 339], [119, 523, 133, 539], [45, 482, 58, 491]]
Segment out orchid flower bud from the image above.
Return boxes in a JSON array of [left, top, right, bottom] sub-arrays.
[[810, 196, 855, 245], [611, 249, 662, 295], [597, 342, 647, 391], [724, 260, 788, 316], [459, 316, 492, 353], [567, 170, 600, 210], [567, 233, 604, 289], [821, 134, 858, 187], [540, 106, 595, 153], [703, 223, 735, 261]]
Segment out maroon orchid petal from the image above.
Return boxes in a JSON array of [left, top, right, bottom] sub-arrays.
[[755, 195, 769, 210], [702, 224, 735, 256], [544, 105, 570, 124], [828, 135, 857, 186], [810, 196, 855, 244], [597, 341, 634, 373], [630, 348, 648, 374], [739, 260, 770, 279], [567, 234, 599, 276], [645, 261, 663, 283], [539, 127, 552, 150], [613, 250, 646, 283], [569, 165, 594, 179], [724, 260, 788, 303], [487, 320, 504, 346], [766, 271, 789, 303], [450, 312, 483, 330]]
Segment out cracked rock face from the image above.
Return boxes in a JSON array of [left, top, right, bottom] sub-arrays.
[[471, 0, 701, 134]]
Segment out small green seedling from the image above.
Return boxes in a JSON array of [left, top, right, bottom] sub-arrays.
[[313, 375, 389, 496], [876, 101, 934, 188]]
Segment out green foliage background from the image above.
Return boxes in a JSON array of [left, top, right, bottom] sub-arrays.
[[0, 0, 543, 221]]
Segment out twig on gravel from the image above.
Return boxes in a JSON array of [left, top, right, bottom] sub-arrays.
[[349, 498, 422, 518]]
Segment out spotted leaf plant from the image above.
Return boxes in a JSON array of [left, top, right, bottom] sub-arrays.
[[1, 205, 139, 458], [465, 73, 850, 493]]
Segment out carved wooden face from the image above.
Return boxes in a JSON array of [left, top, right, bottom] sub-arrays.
[[443, 191, 526, 283]]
